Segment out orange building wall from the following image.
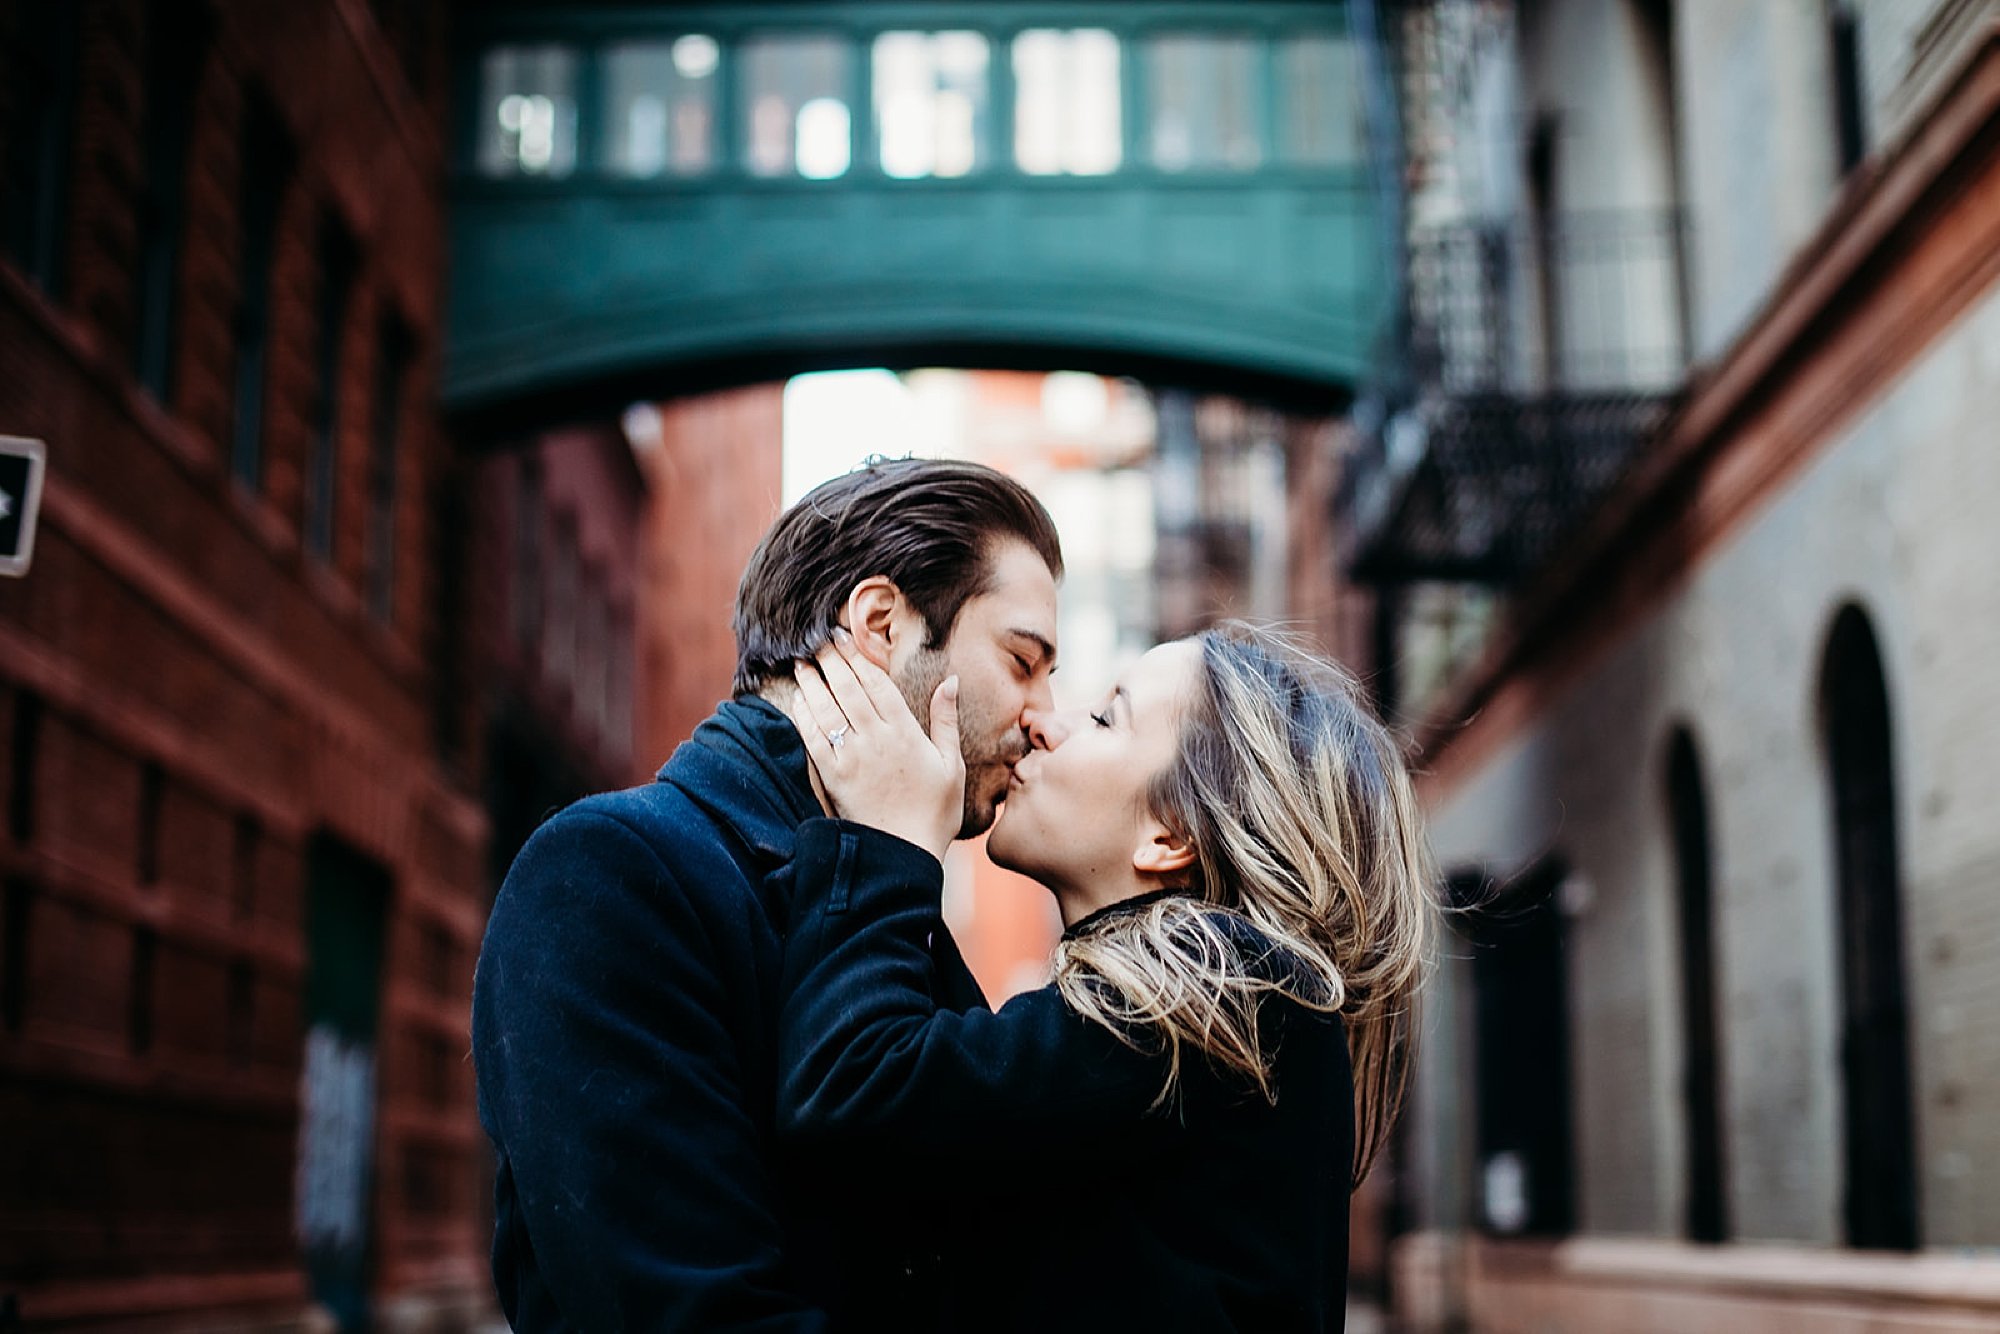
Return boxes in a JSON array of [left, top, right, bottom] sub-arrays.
[[633, 384, 787, 776], [949, 835, 1064, 1004]]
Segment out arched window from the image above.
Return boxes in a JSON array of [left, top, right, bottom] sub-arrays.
[[134, 0, 211, 401], [1819, 604, 1919, 1250], [1664, 727, 1727, 1242], [1826, 0, 1868, 174]]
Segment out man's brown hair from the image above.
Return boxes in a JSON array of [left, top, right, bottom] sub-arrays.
[[732, 457, 1064, 694]]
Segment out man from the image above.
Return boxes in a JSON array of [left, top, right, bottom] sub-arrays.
[[472, 457, 1063, 1330]]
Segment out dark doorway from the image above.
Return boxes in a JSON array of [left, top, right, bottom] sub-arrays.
[[297, 836, 393, 1331], [1819, 604, 1919, 1251], [1461, 859, 1575, 1237], [484, 707, 593, 897], [1665, 727, 1728, 1242]]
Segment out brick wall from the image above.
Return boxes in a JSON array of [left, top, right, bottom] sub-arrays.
[[469, 424, 646, 883], [0, 1, 487, 1327]]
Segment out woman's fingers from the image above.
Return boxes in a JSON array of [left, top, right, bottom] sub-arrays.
[[830, 627, 919, 729], [790, 657, 853, 755], [786, 635, 961, 862], [928, 674, 961, 765], [813, 633, 884, 730]]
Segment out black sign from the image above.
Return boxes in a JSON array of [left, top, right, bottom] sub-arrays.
[[0, 436, 46, 576]]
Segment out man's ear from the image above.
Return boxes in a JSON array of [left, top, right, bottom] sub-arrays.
[[1132, 822, 1197, 878], [840, 576, 903, 670]]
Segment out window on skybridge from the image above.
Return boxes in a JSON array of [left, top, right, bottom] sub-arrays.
[[1278, 33, 1367, 166], [467, 25, 1367, 183], [477, 44, 578, 177], [604, 35, 720, 177], [1146, 34, 1262, 172], [742, 34, 853, 179], [874, 31, 990, 179], [1013, 29, 1121, 176]]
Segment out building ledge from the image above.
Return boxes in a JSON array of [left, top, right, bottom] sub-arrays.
[[1394, 1231, 2000, 1333], [12, 1270, 312, 1326], [1475, 1235, 2000, 1309]]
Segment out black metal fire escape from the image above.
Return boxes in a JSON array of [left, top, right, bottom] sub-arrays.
[[1339, 2, 1689, 596]]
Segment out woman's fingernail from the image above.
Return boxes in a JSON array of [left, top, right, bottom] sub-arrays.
[[832, 626, 852, 644]]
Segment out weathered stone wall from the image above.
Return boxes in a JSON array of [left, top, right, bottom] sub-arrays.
[[1426, 225, 2000, 1250]]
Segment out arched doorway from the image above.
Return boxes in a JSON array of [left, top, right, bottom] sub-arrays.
[[1818, 604, 1919, 1250], [1664, 726, 1727, 1242], [1462, 858, 1575, 1238]]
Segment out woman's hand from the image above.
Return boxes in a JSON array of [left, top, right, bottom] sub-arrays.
[[786, 629, 965, 863]]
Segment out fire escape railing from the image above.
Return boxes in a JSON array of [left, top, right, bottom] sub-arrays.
[[1343, 208, 1690, 586]]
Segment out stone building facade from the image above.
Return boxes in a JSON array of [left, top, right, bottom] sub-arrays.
[[0, 1, 489, 1327], [1372, 2, 2000, 1329]]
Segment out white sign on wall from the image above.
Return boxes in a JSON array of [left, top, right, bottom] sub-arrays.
[[0, 435, 46, 578]]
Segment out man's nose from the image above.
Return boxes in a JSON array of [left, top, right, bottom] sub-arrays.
[[1024, 671, 1055, 716], [1024, 706, 1071, 751]]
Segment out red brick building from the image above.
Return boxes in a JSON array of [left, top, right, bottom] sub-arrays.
[[0, 1, 490, 1327], [628, 385, 787, 772], [466, 422, 646, 888]]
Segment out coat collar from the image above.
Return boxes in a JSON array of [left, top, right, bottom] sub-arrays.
[[655, 695, 823, 869], [1061, 887, 1197, 940]]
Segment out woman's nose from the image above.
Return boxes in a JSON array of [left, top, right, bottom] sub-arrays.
[[1024, 707, 1071, 751]]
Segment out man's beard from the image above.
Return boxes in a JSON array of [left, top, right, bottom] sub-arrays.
[[895, 647, 1024, 839]]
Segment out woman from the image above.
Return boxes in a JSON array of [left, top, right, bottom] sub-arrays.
[[778, 623, 1436, 1332]]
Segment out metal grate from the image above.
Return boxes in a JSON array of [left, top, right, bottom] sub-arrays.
[[1407, 211, 1690, 395], [1348, 389, 1674, 584], [1345, 207, 1689, 585]]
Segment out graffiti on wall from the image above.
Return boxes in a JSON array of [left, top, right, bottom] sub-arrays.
[[295, 1023, 377, 1256]]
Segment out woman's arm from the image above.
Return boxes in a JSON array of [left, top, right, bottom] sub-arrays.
[[774, 636, 1169, 1175], [777, 819, 1166, 1176]]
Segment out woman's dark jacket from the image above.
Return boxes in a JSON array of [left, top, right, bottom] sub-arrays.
[[471, 698, 988, 1331], [778, 820, 1356, 1334]]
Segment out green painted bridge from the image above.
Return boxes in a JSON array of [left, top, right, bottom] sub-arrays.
[[447, 3, 1395, 420]]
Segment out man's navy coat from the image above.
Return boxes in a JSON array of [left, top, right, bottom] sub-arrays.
[[471, 697, 985, 1331]]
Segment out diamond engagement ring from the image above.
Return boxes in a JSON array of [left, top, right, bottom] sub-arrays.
[[826, 727, 848, 750]]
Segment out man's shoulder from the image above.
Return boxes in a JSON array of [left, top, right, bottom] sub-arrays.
[[492, 778, 782, 956], [547, 780, 691, 838], [529, 781, 742, 880]]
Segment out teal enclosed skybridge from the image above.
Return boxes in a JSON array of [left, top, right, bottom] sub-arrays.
[[447, 2, 1394, 424]]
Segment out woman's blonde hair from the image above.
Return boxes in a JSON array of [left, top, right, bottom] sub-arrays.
[[1051, 623, 1438, 1187]]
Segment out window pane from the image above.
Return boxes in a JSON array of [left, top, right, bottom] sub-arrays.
[[476, 44, 579, 177], [0, 4, 81, 291], [231, 95, 295, 492], [603, 36, 718, 177], [740, 35, 852, 178], [1013, 29, 1121, 176], [308, 212, 358, 562], [874, 31, 989, 179], [368, 314, 412, 622], [1146, 35, 1261, 171], [1279, 34, 1365, 166]]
